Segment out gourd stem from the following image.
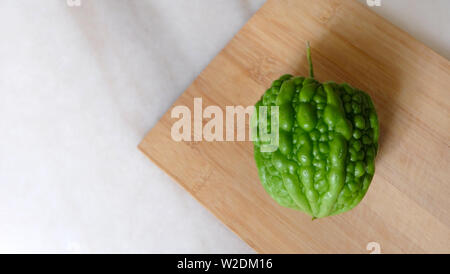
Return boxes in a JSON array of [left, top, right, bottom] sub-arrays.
[[306, 41, 314, 79]]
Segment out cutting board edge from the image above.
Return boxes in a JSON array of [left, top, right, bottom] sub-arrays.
[[137, 142, 262, 253]]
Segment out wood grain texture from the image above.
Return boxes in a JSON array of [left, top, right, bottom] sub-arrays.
[[139, 0, 450, 253]]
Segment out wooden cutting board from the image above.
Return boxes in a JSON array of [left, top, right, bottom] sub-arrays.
[[139, 0, 450, 253]]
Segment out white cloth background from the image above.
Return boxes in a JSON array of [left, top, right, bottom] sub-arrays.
[[0, 0, 448, 253]]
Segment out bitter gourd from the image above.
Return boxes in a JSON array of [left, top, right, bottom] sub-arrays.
[[252, 43, 379, 218]]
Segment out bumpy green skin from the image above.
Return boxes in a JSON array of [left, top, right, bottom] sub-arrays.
[[253, 74, 379, 218]]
